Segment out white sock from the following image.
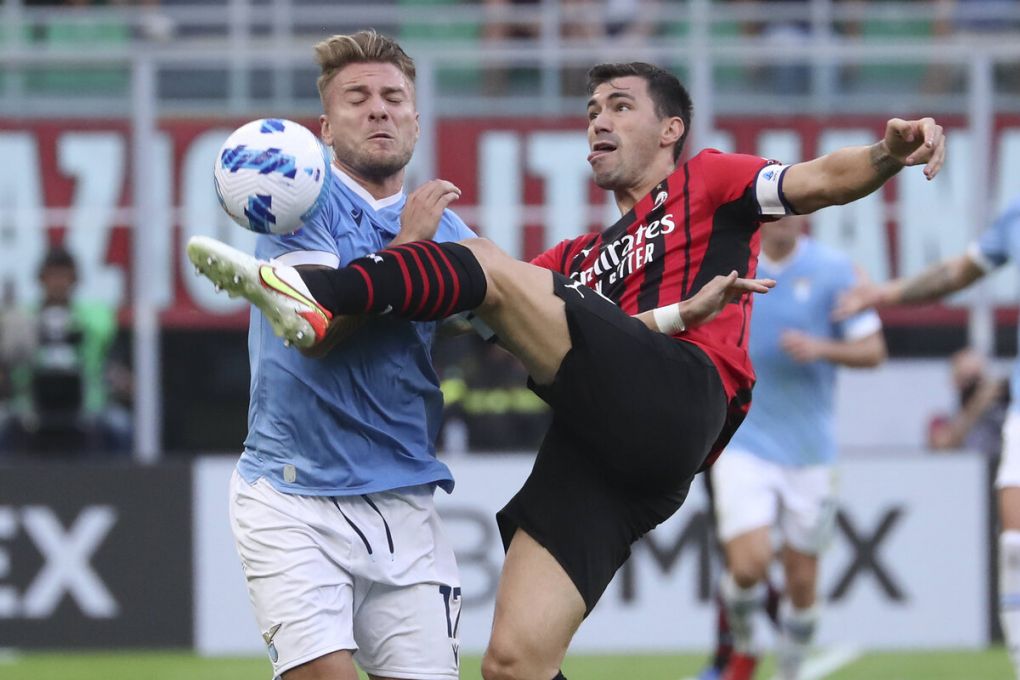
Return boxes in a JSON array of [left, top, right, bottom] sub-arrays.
[[1000, 530, 1020, 676], [777, 601, 818, 680], [720, 571, 765, 655]]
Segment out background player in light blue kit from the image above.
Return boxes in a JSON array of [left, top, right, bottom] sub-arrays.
[[228, 31, 473, 680], [837, 194, 1020, 679], [711, 215, 887, 680]]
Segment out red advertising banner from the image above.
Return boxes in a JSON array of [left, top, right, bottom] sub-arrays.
[[1, 116, 1018, 328]]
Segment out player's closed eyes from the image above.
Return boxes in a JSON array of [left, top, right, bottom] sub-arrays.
[[344, 92, 405, 106]]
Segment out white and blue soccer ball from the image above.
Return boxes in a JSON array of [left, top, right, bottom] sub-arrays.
[[213, 118, 331, 235]]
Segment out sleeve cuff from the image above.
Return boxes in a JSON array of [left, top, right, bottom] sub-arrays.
[[966, 242, 998, 274], [843, 310, 883, 341]]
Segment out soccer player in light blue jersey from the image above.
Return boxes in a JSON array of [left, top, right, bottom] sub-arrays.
[[228, 31, 473, 680], [711, 215, 887, 680], [837, 194, 1020, 679]]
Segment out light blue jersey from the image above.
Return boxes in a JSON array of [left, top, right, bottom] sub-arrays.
[[238, 165, 476, 495], [972, 196, 1020, 413], [730, 238, 881, 466]]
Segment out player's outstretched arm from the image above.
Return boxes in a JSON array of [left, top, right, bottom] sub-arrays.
[[635, 272, 776, 334], [833, 253, 985, 320], [782, 117, 945, 214], [779, 329, 887, 368]]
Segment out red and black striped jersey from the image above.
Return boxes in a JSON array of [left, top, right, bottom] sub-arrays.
[[531, 149, 793, 463]]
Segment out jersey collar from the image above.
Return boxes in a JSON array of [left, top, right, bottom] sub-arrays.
[[759, 236, 804, 273], [331, 163, 405, 212]]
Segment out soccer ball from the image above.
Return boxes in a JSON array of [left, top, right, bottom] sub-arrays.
[[213, 118, 331, 235]]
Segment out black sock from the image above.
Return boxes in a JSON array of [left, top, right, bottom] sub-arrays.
[[298, 240, 487, 320], [551, 673, 567, 680]]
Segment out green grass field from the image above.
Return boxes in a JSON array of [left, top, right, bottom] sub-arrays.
[[0, 649, 1012, 680]]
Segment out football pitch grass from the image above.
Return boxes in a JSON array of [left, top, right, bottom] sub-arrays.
[[0, 648, 1012, 680]]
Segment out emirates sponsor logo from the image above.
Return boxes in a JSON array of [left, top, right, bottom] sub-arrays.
[[573, 214, 675, 289]]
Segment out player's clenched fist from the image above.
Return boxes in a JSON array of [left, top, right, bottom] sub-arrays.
[[882, 117, 945, 180], [398, 179, 461, 242]]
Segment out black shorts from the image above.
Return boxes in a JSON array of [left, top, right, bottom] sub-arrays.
[[496, 274, 728, 613]]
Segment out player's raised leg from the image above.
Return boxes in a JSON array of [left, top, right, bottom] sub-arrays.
[[187, 233, 576, 381]]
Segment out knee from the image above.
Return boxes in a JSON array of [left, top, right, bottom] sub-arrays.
[[480, 647, 512, 680], [461, 237, 505, 270], [728, 551, 771, 589], [785, 566, 818, 608], [480, 644, 521, 680], [482, 634, 556, 680], [787, 576, 816, 608], [460, 238, 509, 303]]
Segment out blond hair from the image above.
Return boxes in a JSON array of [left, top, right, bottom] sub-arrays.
[[314, 30, 416, 103]]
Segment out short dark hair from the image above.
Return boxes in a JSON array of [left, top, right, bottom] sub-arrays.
[[39, 245, 76, 273], [587, 62, 693, 162]]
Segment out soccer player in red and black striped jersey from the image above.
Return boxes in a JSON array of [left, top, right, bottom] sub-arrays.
[[188, 62, 944, 680]]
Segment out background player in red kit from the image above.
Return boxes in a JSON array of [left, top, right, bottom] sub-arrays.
[[189, 62, 945, 680]]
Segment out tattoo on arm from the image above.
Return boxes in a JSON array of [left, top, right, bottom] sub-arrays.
[[868, 142, 904, 181], [898, 261, 959, 303]]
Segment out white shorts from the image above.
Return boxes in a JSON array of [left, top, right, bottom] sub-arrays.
[[710, 448, 838, 555], [229, 470, 462, 680], [997, 411, 1020, 488]]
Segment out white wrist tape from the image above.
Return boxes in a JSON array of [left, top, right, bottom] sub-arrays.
[[652, 303, 686, 334]]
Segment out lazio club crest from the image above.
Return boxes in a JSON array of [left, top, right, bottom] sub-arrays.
[[263, 623, 282, 663]]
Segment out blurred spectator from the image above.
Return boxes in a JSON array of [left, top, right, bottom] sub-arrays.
[[729, 0, 812, 95], [837, 0, 935, 95], [0, 246, 132, 458], [0, 281, 35, 448], [19, 0, 174, 95], [927, 347, 1009, 457], [398, 0, 482, 94], [437, 339, 551, 453], [924, 0, 1020, 93], [481, 0, 540, 95], [483, 0, 656, 95]]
